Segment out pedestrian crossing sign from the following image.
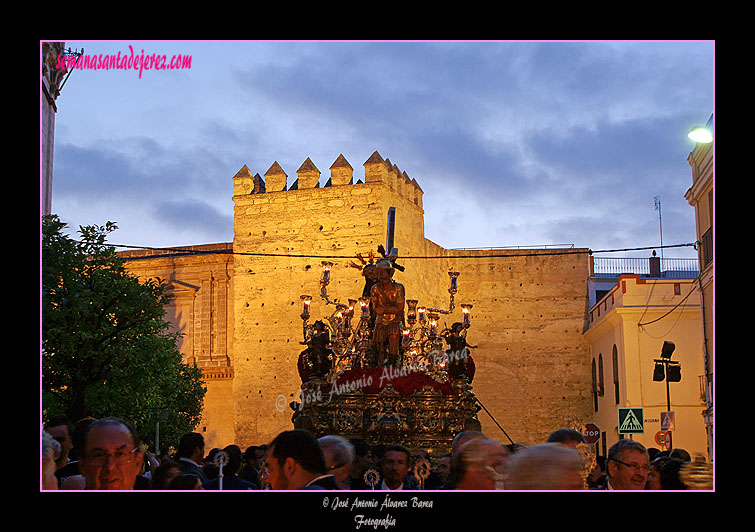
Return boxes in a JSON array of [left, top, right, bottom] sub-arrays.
[[618, 408, 644, 434]]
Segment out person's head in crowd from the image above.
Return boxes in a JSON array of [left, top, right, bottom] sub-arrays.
[[169, 473, 204, 490], [319, 435, 355, 489], [68, 417, 97, 463], [152, 458, 182, 489], [243, 446, 260, 469], [588, 455, 607, 489], [370, 443, 386, 466], [348, 438, 373, 475], [381, 444, 411, 490], [449, 439, 509, 490], [546, 428, 586, 449], [436, 454, 452, 485], [203, 447, 222, 479], [176, 432, 205, 463], [44, 416, 74, 470], [669, 448, 691, 462], [505, 443, 584, 490], [266, 429, 327, 490], [606, 439, 650, 490], [205, 447, 222, 466], [646, 456, 670, 490], [221, 444, 244, 476], [647, 447, 661, 461], [451, 430, 486, 458], [78, 417, 144, 490]]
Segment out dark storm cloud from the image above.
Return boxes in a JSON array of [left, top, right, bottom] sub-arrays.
[[54, 135, 235, 201], [230, 43, 515, 138], [52, 134, 237, 245], [150, 198, 232, 237], [54, 141, 152, 200], [520, 114, 700, 226]]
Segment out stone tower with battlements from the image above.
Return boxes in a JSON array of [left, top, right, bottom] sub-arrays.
[[231, 151, 448, 446]]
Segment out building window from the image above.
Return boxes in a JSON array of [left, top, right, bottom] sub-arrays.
[[598, 354, 605, 396], [612, 345, 620, 404], [591, 359, 598, 412]]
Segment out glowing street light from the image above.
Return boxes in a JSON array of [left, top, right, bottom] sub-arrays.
[[687, 125, 713, 143]]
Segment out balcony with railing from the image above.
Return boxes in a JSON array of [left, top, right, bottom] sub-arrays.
[[590, 256, 699, 279]]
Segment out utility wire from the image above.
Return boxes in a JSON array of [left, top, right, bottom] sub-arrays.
[[91, 241, 697, 260], [637, 279, 700, 329]]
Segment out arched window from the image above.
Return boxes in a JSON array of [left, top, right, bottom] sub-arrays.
[[591, 359, 598, 412]]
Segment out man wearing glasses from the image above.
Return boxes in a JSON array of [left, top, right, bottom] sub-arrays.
[[605, 439, 650, 490], [79, 418, 144, 490]]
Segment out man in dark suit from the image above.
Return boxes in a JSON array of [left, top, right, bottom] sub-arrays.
[[266, 429, 338, 490], [175, 432, 208, 484]]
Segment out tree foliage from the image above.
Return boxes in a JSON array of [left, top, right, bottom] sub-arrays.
[[42, 215, 206, 451]]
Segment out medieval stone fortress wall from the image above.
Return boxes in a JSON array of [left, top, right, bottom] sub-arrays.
[[121, 150, 593, 450]]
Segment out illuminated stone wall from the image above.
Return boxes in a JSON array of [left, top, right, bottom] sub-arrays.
[[118, 244, 236, 448], [122, 150, 593, 451]]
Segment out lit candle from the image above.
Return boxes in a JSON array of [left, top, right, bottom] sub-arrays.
[[360, 297, 371, 319], [461, 304, 472, 328], [418, 307, 426, 324], [300, 295, 312, 320]]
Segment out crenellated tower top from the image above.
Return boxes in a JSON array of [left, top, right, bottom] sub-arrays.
[[232, 151, 423, 209]]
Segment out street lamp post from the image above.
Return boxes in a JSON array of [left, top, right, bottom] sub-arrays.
[[652, 341, 680, 450]]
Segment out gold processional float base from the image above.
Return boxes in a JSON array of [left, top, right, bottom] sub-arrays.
[[291, 371, 481, 456]]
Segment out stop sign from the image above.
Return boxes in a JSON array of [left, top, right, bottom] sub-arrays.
[[583, 423, 601, 444]]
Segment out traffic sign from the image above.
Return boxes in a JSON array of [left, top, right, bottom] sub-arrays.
[[583, 423, 601, 444], [618, 408, 644, 434], [660, 411, 675, 431], [655, 430, 671, 449]]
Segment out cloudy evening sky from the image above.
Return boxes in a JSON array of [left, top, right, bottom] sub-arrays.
[[47, 40, 714, 261]]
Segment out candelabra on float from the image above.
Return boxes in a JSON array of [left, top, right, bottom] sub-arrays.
[[296, 251, 474, 384]]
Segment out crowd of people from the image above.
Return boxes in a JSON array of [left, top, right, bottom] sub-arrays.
[[41, 415, 706, 491]]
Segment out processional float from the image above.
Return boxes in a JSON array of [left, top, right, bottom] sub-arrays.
[[290, 245, 481, 456]]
